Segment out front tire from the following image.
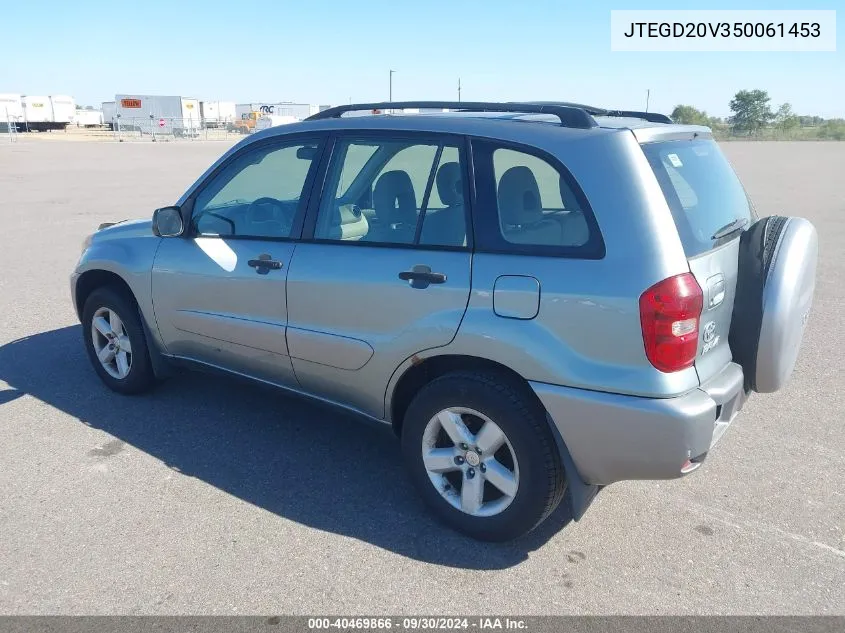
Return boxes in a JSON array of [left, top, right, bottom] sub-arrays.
[[82, 286, 155, 395], [401, 371, 566, 541]]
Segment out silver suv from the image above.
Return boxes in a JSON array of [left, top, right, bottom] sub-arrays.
[[72, 101, 818, 541]]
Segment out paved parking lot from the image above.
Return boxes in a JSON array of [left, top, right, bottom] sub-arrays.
[[0, 138, 842, 615]]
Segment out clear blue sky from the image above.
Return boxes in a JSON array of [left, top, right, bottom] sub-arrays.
[[2, 0, 842, 118]]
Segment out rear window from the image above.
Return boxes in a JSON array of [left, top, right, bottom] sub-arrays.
[[642, 139, 754, 257]]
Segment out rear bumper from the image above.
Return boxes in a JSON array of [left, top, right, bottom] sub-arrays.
[[530, 362, 746, 486]]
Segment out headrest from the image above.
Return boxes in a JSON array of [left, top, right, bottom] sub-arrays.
[[497, 166, 542, 226], [436, 162, 463, 207], [374, 170, 417, 226]]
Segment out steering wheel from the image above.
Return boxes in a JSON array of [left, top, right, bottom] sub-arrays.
[[250, 196, 284, 209], [247, 197, 293, 236]]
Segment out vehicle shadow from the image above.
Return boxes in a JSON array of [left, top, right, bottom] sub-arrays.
[[0, 326, 574, 569]]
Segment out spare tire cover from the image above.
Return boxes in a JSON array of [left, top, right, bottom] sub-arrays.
[[730, 216, 818, 393]]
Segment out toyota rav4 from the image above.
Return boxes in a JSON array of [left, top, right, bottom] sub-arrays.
[[72, 101, 818, 541]]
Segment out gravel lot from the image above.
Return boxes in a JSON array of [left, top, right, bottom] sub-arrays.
[[0, 138, 842, 615]]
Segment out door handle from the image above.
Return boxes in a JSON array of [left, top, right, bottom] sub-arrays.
[[399, 265, 447, 289], [248, 254, 283, 274]]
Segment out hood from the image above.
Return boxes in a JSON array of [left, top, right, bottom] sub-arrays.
[[93, 218, 154, 241]]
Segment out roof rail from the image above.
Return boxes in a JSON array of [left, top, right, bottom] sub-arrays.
[[519, 101, 673, 124], [602, 110, 673, 124], [305, 101, 598, 129]]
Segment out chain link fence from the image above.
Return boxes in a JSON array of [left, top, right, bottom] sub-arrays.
[[107, 117, 251, 141]]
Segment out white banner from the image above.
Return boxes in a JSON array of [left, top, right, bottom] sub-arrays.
[[611, 10, 836, 52]]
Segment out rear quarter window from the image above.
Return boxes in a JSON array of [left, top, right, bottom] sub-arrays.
[[642, 139, 754, 257], [470, 139, 605, 259]]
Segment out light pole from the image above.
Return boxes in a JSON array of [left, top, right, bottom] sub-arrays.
[[389, 69, 396, 102], [458, 78, 461, 102], [646, 89, 650, 113]]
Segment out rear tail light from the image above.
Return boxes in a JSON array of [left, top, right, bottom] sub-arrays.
[[639, 273, 703, 373]]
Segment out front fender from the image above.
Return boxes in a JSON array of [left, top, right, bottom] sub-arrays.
[[73, 231, 162, 347]]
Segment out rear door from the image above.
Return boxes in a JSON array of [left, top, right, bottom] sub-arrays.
[[641, 138, 754, 383], [285, 132, 473, 418]]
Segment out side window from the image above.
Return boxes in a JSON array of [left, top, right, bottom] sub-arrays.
[[483, 145, 590, 248], [191, 140, 320, 239], [337, 143, 379, 196], [313, 138, 467, 247]]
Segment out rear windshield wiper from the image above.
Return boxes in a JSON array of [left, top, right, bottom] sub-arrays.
[[711, 217, 749, 240]]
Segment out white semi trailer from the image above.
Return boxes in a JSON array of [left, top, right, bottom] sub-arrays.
[[236, 102, 324, 120], [50, 95, 76, 127], [101, 101, 116, 129], [254, 115, 299, 132], [73, 110, 105, 127], [113, 95, 201, 137], [200, 101, 236, 128], [19, 94, 75, 131]]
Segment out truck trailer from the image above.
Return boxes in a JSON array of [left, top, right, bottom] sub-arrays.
[[254, 115, 299, 132], [200, 100, 236, 128], [50, 95, 76, 127], [101, 101, 116, 129], [19, 95, 75, 131], [73, 110, 105, 127], [235, 102, 325, 121], [113, 95, 201, 137]]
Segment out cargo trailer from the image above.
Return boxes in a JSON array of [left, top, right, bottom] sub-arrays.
[[114, 94, 201, 137], [236, 102, 322, 120], [254, 115, 299, 131], [18, 94, 75, 131], [102, 101, 116, 129], [50, 95, 76, 126], [200, 100, 236, 128], [73, 110, 105, 127]]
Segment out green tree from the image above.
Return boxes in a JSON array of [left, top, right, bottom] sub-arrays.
[[671, 104, 710, 125], [775, 103, 799, 132], [818, 119, 845, 141], [729, 90, 774, 134], [798, 115, 824, 127]]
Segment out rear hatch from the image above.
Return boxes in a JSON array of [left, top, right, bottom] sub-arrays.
[[641, 138, 754, 384]]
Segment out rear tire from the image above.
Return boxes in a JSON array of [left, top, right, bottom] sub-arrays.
[[401, 371, 566, 541], [82, 286, 156, 395]]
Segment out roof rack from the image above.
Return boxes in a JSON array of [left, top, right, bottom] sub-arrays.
[[518, 101, 673, 124], [602, 110, 673, 124], [306, 101, 599, 129]]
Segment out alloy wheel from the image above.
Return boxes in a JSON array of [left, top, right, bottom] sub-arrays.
[[421, 407, 520, 517], [90, 307, 133, 379]]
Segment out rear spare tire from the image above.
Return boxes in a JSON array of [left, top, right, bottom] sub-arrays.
[[730, 215, 818, 393]]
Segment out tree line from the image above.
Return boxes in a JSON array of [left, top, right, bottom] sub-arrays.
[[671, 90, 845, 140]]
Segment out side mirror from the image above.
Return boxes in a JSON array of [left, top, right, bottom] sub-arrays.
[[152, 206, 184, 237]]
